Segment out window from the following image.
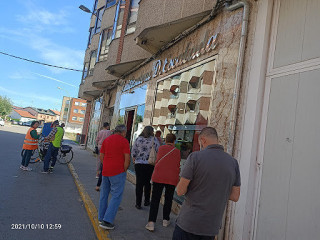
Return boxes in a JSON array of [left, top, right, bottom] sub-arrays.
[[88, 50, 97, 75], [81, 110, 86, 114], [79, 117, 84, 122], [106, 0, 116, 8], [115, 1, 126, 38], [63, 115, 67, 119], [75, 102, 80, 106], [82, 62, 89, 80], [66, 100, 70, 105], [73, 109, 79, 113], [99, 27, 113, 61], [94, 7, 104, 33], [81, 103, 87, 107], [72, 117, 77, 121], [87, 27, 94, 46], [64, 108, 68, 112], [92, 0, 98, 14], [126, 0, 140, 34]]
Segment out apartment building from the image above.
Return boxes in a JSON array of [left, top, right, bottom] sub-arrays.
[[60, 96, 87, 133], [24, 107, 59, 123], [78, 1, 320, 239]]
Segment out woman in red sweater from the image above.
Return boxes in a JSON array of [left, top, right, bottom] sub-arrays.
[[145, 133, 181, 232]]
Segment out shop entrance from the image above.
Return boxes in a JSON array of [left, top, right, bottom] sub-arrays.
[[125, 108, 135, 142]]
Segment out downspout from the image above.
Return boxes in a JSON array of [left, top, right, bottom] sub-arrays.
[[224, 1, 250, 239]]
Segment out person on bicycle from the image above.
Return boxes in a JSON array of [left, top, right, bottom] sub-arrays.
[[42, 120, 64, 173], [20, 121, 40, 171]]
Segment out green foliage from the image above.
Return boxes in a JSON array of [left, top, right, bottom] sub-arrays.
[[0, 96, 12, 117]]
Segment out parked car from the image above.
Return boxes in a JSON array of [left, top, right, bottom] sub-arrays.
[[0, 118, 4, 126], [22, 121, 32, 126], [11, 120, 19, 125]]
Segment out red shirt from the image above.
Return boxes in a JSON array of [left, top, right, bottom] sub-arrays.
[[100, 134, 130, 177], [152, 145, 181, 186]]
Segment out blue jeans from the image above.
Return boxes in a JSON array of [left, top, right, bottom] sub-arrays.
[[43, 143, 59, 171], [21, 149, 33, 167], [98, 172, 126, 224]]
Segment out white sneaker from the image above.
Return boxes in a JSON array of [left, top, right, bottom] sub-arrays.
[[163, 220, 170, 227], [24, 167, 32, 171], [145, 222, 155, 232], [20, 165, 26, 170]]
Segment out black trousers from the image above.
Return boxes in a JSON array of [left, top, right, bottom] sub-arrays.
[[172, 225, 215, 240], [148, 182, 175, 222], [134, 164, 154, 206]]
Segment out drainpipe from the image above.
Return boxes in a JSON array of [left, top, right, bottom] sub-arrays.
[[224, 1, 250, 239]]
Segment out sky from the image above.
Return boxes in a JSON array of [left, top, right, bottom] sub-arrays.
[[0, 0, 94, 111]]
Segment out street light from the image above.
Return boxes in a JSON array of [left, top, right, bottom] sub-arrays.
[[79, 4, 102, 21]]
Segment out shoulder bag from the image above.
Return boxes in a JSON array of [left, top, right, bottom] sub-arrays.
[[148, 137, 157, 165]]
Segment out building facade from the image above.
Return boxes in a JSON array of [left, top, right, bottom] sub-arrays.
[[60, 96, 87, 133], [78, 0, 320, 239], [24, 107, 59, 123]]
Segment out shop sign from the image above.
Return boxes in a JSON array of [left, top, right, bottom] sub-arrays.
[[122, 72, 151, 92], [152, 32, 218, 78]]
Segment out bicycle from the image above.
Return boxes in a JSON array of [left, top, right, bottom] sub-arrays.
[[21, 137, 74, 165]]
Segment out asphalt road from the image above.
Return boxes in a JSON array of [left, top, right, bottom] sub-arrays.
[[0, 125, 97, 240]]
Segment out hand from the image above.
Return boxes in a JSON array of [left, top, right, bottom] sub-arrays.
[[133, 158, 135, 164]]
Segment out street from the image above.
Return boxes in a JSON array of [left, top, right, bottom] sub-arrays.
[[0, 125, 96, 240]]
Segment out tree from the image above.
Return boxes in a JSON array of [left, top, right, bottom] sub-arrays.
[[0, 96, 13, 117]]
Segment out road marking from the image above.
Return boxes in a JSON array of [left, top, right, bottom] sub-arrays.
[[68, 163, 111, 240]]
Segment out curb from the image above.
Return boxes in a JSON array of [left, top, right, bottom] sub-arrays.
[[68, 163, 111, 240]]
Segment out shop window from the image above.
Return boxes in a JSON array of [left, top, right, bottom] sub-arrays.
[[82, 62, 89, 80], [94, 7, 104, 34], [126, 0, 140, 34], [73, 109, 79, 113], [115, 1, 126, 38], [98, 27, 113, 61], [88, 50, 97, 76], [106, 0, 116, 8]]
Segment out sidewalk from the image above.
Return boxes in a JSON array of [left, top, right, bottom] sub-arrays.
[[69, 142, 177, 240]]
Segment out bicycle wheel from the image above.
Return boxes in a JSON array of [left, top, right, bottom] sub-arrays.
[[58, 150, 73, 164]]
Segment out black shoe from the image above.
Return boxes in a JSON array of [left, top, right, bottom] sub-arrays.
[[135, 205, 142, 210], [99, 221, 115, 230], [144, 201, 150, 206], [48, 168, 53, 173]]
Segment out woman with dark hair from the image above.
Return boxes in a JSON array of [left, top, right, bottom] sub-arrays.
[[145, 133, 181, 231], [131, 126, 160, 209]]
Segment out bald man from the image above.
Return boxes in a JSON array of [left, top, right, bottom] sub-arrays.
[[173, 127, 241, 240]]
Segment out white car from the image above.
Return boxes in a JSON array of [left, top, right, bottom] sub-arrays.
[[0, 118, 4, 126]]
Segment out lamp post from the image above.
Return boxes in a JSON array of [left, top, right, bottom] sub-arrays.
[[57, 87, 71, 130], [79, 4, 102, 21]]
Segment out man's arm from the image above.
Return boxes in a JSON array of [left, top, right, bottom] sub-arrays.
[[176, 177, 191, 196], [229, 186, 240, 202], [100, 153, 104, 164], [45, 128, 57, 141], [124, 153, 130, 171]]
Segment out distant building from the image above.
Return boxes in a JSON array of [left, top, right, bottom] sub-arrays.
[[10, 109, 37, 123], [24, 107, 59, 123], [49, 109, 61, 120], [60, 96, 87, 133]]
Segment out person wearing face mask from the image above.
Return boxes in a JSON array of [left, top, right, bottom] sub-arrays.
[[173, 127, 241, 240]]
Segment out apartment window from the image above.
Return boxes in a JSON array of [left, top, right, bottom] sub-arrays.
[[126, 0, 140, 34], [82, 62, 89, 80], [92, 0, 99, 13], [63, 115, 67, 119], [79, 117, 84, 122], [81, 103, 87, 107], [66, 100, 70, 105], [72, 117, 77, 121], [75, 102, 80, 106], [87, 27, 94, 46], [94, 7, 104, 33], [74, 109, 79, 113], [99, 27, 113, 61], [106, 0, 116, 8], [88, 50, 97, 76], [115, 1, 126, 38], [81, 110, 86, 114], [64, 108, 68, 112]]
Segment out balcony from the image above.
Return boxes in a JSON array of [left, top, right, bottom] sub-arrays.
[[106, 59, 146, 78]]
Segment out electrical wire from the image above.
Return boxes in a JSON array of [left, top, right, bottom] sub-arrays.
[[0, 51, 82, 72]]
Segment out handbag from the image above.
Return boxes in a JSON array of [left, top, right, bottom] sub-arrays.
[[148, 137, 157, 165]]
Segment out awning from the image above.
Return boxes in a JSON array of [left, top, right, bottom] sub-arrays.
[[135, 10, 211, 54], [92, 80, 117, 89], [106, 59, 146, 78]]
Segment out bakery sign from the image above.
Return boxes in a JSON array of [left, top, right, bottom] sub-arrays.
[[122, 32, 218, 92], [152, 32, 218, 78]]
